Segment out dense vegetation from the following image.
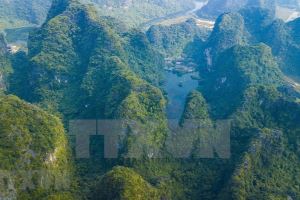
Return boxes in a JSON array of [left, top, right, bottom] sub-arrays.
[[193, 6, 300, 199], [0, 0, 195, 39], [200, 7, 300, 78], [147, 19, 210, 57], [14, 0, 166, 120], [0, 0, 52, 29], [0, 94, 75, 200], [217, 85, 300, 200], [201, 44, 284, 118], [5, 0, 169, 198], [0, 0, 300, 199], [93, 166, 161, 200]]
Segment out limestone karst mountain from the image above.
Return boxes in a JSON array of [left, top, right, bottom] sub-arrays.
[[1, 0, 300, 199]]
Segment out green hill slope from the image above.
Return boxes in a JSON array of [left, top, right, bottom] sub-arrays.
[[93, 166, 161, 200], [147, 19, 210, 57], [0, 0, 52, 29], [201, 44, 284, 118], [2, 1, 300, 200], [9, 1, 170, 197], [0, 95, 75, 200], [202, 7, 300, 78]]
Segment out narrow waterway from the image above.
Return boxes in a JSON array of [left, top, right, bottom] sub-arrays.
[[163, 71, 199, 120]]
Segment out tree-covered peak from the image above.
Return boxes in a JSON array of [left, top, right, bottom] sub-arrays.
[[201, 43, 284, 118], [287, 17, 300, 45], [2, 0, 300, 199], [263, 19, 292, 53], [207, 7, 275, 53], [93, 166, 160, 200], [146, 19, 210, 57], [0, 94, 75, 199], [239, 7, 275, 42], [181, 90, 210, 122], [206, 12, 249, 59], [46, 0, 72, 20], [229, 128, 300, 199], [227, 43, 283, 82]]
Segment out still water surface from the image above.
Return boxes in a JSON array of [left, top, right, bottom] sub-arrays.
[[163, 71, 199, 120]]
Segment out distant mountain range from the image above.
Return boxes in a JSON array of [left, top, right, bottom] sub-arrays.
[[1, 0, 300, 31], [0, 0, 52, 29], [197, 0, 300, 20], [0, 0, 195, 30]]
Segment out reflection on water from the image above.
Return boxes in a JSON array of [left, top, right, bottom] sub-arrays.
[[163, 71, 199, 120]]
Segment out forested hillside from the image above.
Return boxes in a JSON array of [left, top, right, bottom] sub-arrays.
[[147, 19, 210, 57], [200, 7, 300, 78], [194, 7, 300, 199], [0, 94, 76, 199], [0, 0, 300, 199], [10, 0, 169, 157], [0, 0, 52, 29], [0, 0, 197, 46], [144, 4, 300, 199], [5, 1, 169, 197]]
